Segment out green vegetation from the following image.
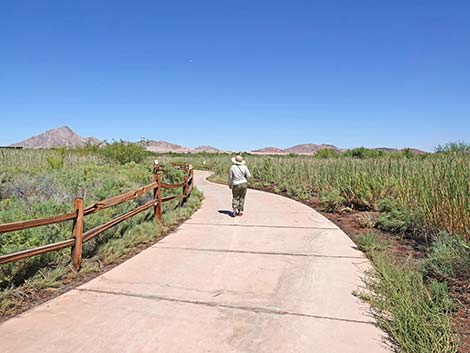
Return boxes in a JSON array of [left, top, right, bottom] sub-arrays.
[[79, 140, 152, 164], [357, 231, 468, 352], [0, 147, 202, 317], [354, 233, 462, 352], [161, 150, 470, 241], [422, 233, 470, 284], [435, 141, 470, 154], [356, 232, 390, 253], [359, 250, 459, 353], [159, 147, 469, 352], [2, 144, 469, 351]]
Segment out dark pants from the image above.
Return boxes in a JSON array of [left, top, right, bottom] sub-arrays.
[[232, 183, 248, 212]]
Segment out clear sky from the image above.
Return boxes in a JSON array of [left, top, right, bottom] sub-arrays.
[[1, 1, 469, 151]]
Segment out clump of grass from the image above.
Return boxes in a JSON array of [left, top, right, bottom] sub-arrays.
[[356, 232, 390, 253], [25, 267, 69, 291], [356, 212, 378, 229], [358, 252, 459, 352], [319, 189, 346, 212], [98, 222, 160, 264], [46, 148, 66, 169]]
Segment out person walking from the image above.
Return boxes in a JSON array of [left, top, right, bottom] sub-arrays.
[[228, 155, 251, 217]]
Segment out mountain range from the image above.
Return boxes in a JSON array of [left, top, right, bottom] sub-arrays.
[[252, 144, 342, 155], [7, 126, 426, 154], [11, 126, 100, 149]]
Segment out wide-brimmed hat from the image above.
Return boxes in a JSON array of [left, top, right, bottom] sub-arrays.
[[231, 155, 246, 165]]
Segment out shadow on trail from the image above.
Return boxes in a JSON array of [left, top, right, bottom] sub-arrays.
[[218, 210, 235, 218]]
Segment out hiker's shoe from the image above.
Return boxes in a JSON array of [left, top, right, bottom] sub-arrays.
[[238, 212, 243, 216], [232, 208, 238, 217]]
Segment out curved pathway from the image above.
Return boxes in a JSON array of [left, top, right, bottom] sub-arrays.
[[0, 171, 389, 352]]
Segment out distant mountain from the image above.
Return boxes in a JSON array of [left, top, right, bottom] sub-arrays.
[[143, 140, 192, 153], [193, 145, 222, 153], [11, 126, 101, 149], [252, 144, 339, 155], [284, 144, 339, 154], [10, 127, 427, 155], [252, 147, 285, 154]]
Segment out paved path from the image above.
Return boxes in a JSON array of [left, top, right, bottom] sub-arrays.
[[0, 171, 389, 353]]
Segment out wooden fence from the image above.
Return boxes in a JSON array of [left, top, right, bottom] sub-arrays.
[[0, 163, 194, 270]]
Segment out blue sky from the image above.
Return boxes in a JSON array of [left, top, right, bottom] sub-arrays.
[[1, 1, 469, 151]]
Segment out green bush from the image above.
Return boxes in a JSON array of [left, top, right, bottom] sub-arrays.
[[315, 148, 338, 159], [97, 141, 150, 164], [422, 233, 470, 283], [376, 198, 411, 234], [428, 280, 454, 313], [319, 189, 346, 212], [356, 233, 390, 253], [46, 148, 66, 169], [343, 147, 384, 159], [435, 141, 470, 154]]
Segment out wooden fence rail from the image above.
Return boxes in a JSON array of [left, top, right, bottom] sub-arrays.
[[0, 163, 194, 270]]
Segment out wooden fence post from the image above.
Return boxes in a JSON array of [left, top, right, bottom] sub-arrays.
[[188, 169, 194, 197], [182, 175, 188, 204], [71, 198, 84, 270], [154, 172, 163, 221]]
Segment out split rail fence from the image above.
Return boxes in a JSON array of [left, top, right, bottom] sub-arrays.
[[0, 163, 194, 270]]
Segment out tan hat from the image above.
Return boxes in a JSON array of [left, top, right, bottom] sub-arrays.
[[231, 155, 246, 165]]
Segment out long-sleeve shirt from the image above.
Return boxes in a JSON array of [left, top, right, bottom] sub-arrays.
[[228, 164, 251, 188]]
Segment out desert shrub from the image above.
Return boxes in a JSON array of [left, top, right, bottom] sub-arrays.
[[98, 141, 149, 164], [422, 233, 470, 284], [286, 184, 304, 199], [356, 233, 390, 253], [315, 148, 338, 159], [428, 280, 454, 313], [400, 148, 415, 158], [435, 141, 470, 154], [319, 189, 346, 212], [356, 213, 378, 228], [344, 147, 384, 159], [46, 148, 66, 169], [376, 198, 412, 234]]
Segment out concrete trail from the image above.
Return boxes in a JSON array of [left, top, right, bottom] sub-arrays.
[[0, 171, 390, 353]]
